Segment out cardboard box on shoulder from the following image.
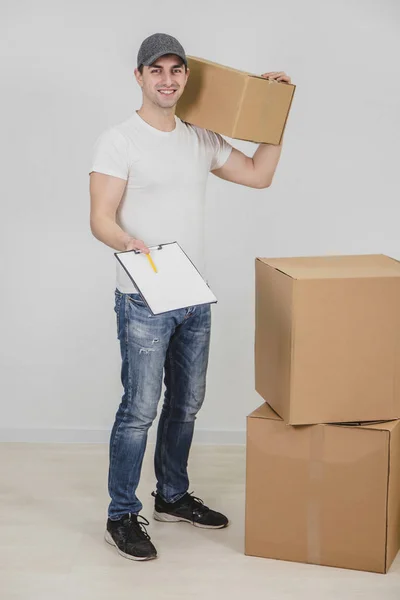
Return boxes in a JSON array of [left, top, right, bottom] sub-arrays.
[[245, 402, 400, 573], [176, 56, 295, 145]]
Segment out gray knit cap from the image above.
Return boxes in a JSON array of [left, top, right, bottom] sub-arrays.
[[137, 33, 187, 68]]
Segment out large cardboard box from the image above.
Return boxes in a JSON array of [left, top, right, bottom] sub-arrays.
[[245, 402, 400, 573], [176, 56, 295, 145], [255, 254, 400, 425]]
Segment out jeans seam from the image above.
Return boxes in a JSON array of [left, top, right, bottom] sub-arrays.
[[109, 295, 125, 492], [115, 291, 122, 338], [160, 347, 176, 499]]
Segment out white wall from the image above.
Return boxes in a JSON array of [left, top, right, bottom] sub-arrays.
[[1, 0, 399, 443]]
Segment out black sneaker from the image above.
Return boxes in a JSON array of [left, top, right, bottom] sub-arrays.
[[105, 513, 157, 561], [153, 492, 229, 529]]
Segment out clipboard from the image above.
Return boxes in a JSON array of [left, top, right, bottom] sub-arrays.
[[115, 242, 217, 315]]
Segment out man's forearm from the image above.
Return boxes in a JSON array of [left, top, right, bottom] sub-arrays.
[[90, 216, 132, 252], [252, 138, 283, 188]]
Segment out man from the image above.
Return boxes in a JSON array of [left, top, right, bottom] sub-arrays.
[[89, 32, 291, 561]]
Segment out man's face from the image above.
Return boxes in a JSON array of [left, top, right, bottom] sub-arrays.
[[135, 54, 189, 109]]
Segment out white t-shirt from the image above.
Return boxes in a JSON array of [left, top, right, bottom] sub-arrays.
[[89, 111, 233, 293]]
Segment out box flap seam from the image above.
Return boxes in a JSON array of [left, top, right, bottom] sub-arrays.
[[232, 77, 250, 138]]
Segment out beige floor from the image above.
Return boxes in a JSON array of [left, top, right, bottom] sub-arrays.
[[1, 443, 400, 600]]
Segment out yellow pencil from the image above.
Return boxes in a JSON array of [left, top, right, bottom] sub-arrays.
[[146, 253, 158, 273]]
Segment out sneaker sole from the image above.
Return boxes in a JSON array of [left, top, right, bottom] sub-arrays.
[[153, 510, 228, 529], [104, 530, 157, 561]]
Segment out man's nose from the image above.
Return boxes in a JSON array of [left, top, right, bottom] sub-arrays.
[[162, 74, 174, 88]]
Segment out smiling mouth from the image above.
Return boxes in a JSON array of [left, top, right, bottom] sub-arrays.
[[157, 89, 177, 96]]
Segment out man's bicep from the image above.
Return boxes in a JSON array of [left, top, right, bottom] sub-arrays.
[[89, 172, 127, 221], [211, 147, 258, 188]]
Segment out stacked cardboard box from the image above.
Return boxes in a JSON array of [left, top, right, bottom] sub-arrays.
[[246, 254, 400, 573]]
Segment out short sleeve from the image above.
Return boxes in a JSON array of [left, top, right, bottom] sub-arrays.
[[89, 128, 130, 180], [207, 130, 233, 171]]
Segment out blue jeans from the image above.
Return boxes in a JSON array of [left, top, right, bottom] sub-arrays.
[[108, 290, 212, 520]]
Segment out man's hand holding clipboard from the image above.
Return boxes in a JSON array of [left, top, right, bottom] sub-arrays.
[[124, 237, 158, 274]]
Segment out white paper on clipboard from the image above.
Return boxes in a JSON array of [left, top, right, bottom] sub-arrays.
[[115, 242, 217, 315]]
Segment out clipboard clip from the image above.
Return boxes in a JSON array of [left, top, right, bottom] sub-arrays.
[[133, 244, 163, 255]]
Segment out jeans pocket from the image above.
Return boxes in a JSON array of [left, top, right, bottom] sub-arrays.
[[127, 293, 147, 308]]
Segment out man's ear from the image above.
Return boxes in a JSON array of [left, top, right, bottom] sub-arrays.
[[134, 68, 143, 87]]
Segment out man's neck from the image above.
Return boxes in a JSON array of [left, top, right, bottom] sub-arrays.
[[136, 105, 176, 132]]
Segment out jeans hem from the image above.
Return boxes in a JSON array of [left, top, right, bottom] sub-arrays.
[[108, 510, 141, 521], [157, 489, 188, 504]]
